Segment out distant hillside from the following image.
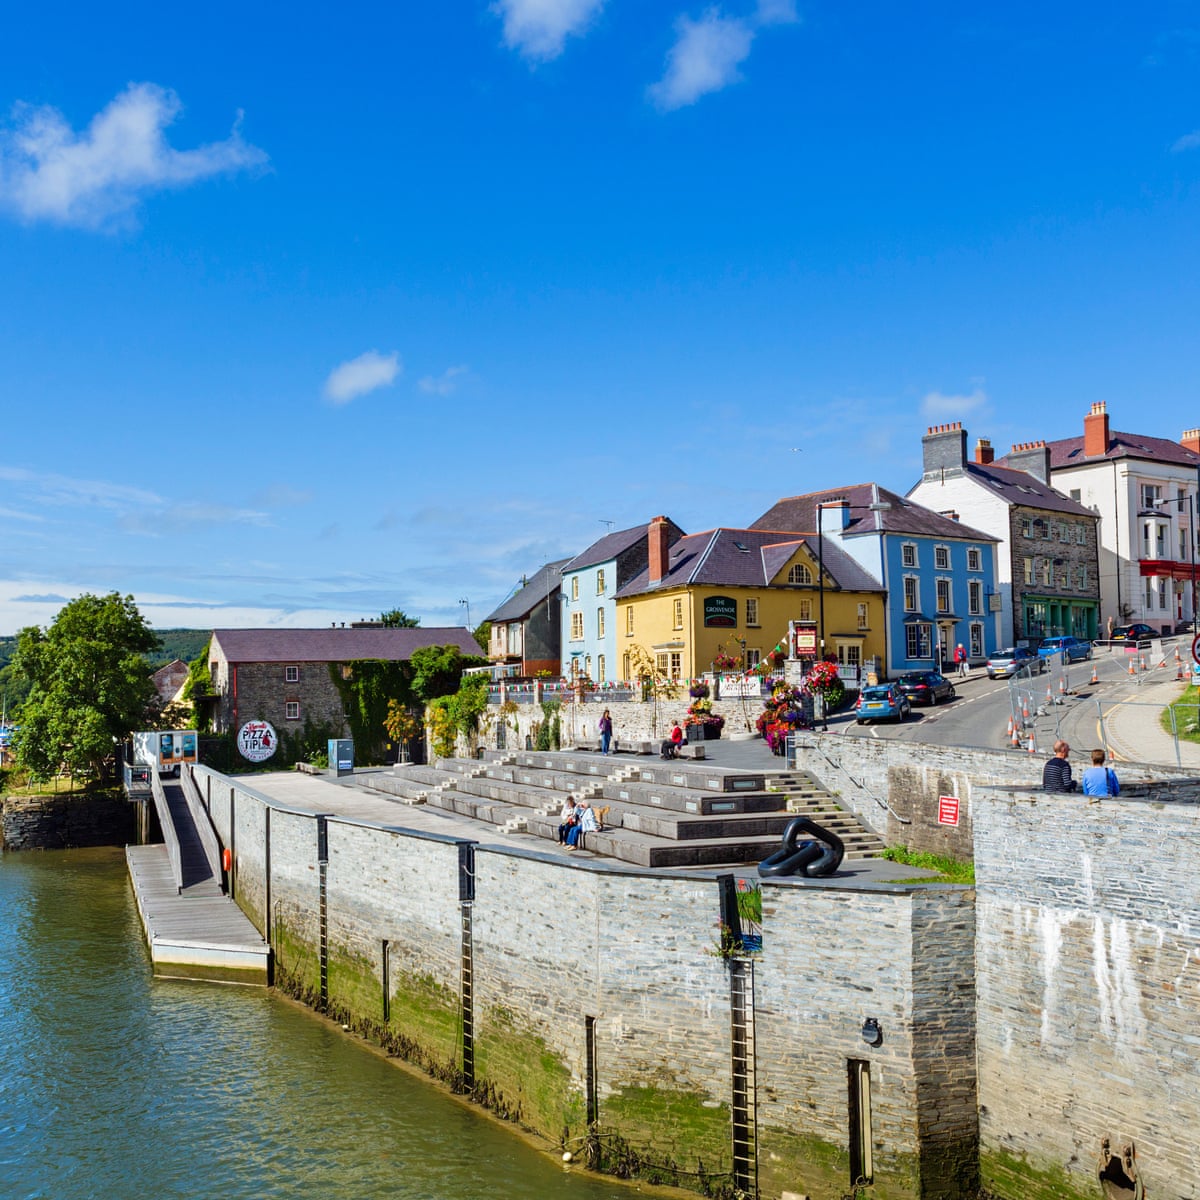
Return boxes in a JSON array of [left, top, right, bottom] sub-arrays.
[[148, 629, 211, 667]]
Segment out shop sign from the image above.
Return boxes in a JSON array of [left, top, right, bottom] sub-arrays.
[[238, 720, 278, 763], [704, 596, 737, 627]]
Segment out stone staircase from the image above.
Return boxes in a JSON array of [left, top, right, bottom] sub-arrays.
[[769, 770, 885, 860], [357, 751, 883, 871]]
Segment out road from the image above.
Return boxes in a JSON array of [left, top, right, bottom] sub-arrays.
[[822, 638, 1195, 761]]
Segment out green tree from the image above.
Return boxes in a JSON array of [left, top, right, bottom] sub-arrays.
[[410, 644, 486, 703], [12, 593, 159, 780], [379, 609, 420, 628], [472, 620, 491, 653]]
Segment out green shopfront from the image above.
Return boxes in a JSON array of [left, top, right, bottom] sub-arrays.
[[1022, 595, 1099, 641]]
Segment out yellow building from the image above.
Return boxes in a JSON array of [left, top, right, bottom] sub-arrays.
[[614, 518, 887, 681]]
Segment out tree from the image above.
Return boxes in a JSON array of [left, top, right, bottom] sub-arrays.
[[379, 609, 420, 628], [472, 620, 491, 653], [409, 644, 486, 703], [12, 593, 159, 780]]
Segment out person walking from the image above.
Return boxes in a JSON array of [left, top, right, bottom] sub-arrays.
[[954, 643, 968, 678], [1042, 740, 1077, 792], [598, 709, 613, 755], [1081, 749, 1120, 796]]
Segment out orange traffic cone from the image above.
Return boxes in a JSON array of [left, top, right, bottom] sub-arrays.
[[1027, 732, 1037, 755], [1175, 646, 1182, 663], [1046, 683, 1054, 704], [1011, 723, 1021, 749], [1128, 659, 1137, 677], [1090, 662, 1099, 685], [1058, 678, 1066, 699], [1022, 697, 1030, 720]]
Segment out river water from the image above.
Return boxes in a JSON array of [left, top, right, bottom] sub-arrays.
[[0, 848, 626, 1200]]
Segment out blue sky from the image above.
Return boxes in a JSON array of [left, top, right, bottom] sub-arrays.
[[2, 2, 1199, 636]]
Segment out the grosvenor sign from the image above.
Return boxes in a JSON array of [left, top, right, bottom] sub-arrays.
[[703, 596, 737, 627]]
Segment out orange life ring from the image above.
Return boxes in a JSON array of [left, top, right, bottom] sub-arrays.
[[221, 847, 232, 872]]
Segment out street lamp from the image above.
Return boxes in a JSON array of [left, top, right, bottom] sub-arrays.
[[1154, 495, 1197, 635]]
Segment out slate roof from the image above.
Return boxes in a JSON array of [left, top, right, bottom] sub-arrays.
[[750, 482, 997, 542], [615, 528, 884, 598], [1005, 431, 1200, 472], [561, 524, 649, 573], [484, 558, 571, 624], [956, 462, 1099, 517], [211, 626, 482, 664]]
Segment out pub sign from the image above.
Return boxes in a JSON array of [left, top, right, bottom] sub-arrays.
[[703, 596, 737, 627]]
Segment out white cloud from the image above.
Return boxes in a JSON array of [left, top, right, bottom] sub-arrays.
[[921, 387, 989, 419], [418, 365, 469, 396], [492, 0, 605, 61], [0, 465, 161, 510], [755, 0, 799, 26], [323, 350, 402, 404], [0, 83, 267, 229], [649, 9, 756, 111], [1171, 129, 1200, 152]]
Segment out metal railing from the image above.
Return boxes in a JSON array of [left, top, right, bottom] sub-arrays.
[[149, 772, 184, 894]]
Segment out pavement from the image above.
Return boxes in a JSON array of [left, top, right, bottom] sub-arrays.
[[1096, 675, 1200, 769]]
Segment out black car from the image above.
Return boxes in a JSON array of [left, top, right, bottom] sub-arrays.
[[894, 671, 956, 706], [1110, 623, 1155, 642]]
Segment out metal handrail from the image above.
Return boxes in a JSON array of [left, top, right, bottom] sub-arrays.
[[149, 772, 184, 894], [181, 764, 223, 882]]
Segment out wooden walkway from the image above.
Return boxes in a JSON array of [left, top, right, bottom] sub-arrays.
[[126, 781, 270, 985]]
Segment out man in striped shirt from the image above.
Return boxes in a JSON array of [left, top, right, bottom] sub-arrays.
[[1042, 740, 1077, 792]]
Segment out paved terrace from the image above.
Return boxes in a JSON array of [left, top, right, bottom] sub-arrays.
[[243, 734, 938, 886]]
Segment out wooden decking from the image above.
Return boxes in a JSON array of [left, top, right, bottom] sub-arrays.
[[126, 781, 270, 985]]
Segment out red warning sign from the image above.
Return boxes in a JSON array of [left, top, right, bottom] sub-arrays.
[[937, 795, 960, 826]]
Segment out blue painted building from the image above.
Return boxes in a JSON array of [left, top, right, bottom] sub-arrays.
[[751, 483, 1002, 675], [559, 518, 685, 683]]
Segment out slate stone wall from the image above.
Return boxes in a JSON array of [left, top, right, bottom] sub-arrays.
[[191, 764, 977, 1200], [1, 791, 135, 850], [973, 784, 1200, 1200]]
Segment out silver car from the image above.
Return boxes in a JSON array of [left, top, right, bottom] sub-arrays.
[[986, 646, 1045, 679]]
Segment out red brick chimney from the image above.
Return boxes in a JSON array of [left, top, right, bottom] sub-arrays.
[[974, 438, 994, 465], [648, 515, 669, 584], [1084, 401, 1110, 457], [1183, 428, 1200, 456]]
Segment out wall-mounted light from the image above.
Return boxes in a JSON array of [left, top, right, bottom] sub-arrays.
[[861, 1018, 883, 1047]]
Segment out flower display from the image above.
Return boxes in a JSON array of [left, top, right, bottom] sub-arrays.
[[755, 680, 810, 752]]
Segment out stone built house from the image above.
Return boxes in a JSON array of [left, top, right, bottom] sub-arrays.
[[614, 515, 886, 681], [1007, 400, 1200, 634], [909, 423, 1101, 646], [751, 482, 1001, 673], [207, 626, 482, 735], [558, 518, 685, 684], [484, 559, 570, 677]]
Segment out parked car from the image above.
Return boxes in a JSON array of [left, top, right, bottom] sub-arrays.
[[1037, 636, 1093, 663], [894, 671, 956, 706], [855, 684, 911, 724], [986, 646, 1045, 679], [1109, 623, 1155, 642]]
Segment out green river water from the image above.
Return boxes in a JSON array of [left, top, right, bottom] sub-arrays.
[[0, 848, 631, 1200]]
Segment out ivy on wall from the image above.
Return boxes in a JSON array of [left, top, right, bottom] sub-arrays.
[[329, 659, 416, 763]]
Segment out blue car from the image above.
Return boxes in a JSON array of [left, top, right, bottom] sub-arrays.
[[1038, 636, 1093, 663], [855, 684, 911, 724]]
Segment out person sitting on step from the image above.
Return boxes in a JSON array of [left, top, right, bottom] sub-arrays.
[[566, 800, 597, 850]]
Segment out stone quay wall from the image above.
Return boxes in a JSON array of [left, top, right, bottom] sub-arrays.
[[192, 764, 977, 1200], [972, 785, 1200, 1200], [1, 790, 135, 850]]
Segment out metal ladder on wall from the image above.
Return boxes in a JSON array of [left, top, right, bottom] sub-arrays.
[[729, 958, 758, 1197]]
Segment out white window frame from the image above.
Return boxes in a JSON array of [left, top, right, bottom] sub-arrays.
[[935, 577, 951, 614], [934, 544, 950, 570], [596, 607, 605, 638], [285, 665, 299, 682], [625, 606, 634, 636], [968, 580, 982, 615], [788, 563, 812, 585], [597, 654, 606, 683], [571, 612, 584, 640], [746, 597, 760, 627], [856, 602, 868, 630], [967, 547, 982, 571], [901, 542, 917, 567], [672, 598, 683, 630], [799, 598, 813, 621], [571, 576, 580, 601], [903, 575, 919, 613], [285, 701, 300, 720], [595, 569, 606, 594]]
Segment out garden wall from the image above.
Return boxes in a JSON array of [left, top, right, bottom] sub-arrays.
[[192, 764, 977, 1200]]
